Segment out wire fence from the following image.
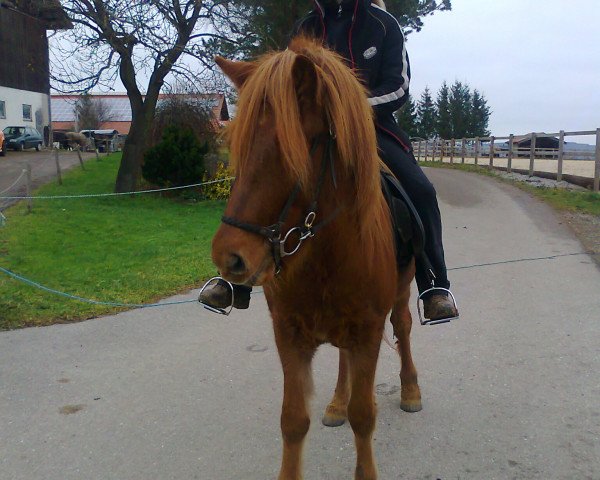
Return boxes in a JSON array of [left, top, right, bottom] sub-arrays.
[[0, 147, 234, 220], [0, 177, 234, 201], [0, 149, 235, 313]]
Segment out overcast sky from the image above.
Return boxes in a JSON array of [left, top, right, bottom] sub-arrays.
[[407, 0, 600, 142], [79, 1, 599, 143]]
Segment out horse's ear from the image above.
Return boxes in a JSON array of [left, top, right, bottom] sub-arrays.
[[292, 54, 319, 108], [215, 56, 256, 90]]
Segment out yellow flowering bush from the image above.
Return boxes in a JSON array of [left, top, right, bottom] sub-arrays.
[[202, 162, 234, 200]]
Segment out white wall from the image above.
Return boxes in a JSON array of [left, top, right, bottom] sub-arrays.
[[0, 86, 50, 136]]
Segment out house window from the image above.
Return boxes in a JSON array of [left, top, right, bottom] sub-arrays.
[[0, 101, 5, 119], [23, 104, 32, 122]]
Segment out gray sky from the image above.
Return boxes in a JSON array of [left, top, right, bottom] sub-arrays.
[[408, 0, 600, 142]]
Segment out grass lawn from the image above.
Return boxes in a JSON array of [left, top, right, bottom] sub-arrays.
[[0, 153, 225, 330], [419, 161, 600, 216]]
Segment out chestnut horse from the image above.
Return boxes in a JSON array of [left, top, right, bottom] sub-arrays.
[[213, 37, 421, 480]]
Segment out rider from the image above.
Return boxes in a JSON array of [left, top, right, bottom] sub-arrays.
[[201, 0, 459, 322]]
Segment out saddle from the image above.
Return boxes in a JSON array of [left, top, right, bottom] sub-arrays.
[[380, 170, 426, 268]]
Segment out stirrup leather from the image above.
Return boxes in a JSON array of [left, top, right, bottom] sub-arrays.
[[198, 276, 234, 316]]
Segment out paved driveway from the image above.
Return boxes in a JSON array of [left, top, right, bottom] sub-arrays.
[[0, 149, 97, 208], [1, 168, 599, 479]]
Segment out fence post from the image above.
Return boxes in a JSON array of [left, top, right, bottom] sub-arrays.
[[439, 139, 445, 162], [95, 148, 101, 162], [450, 138, 455, 164], [76, 145, 85, 170], [529, 132, 537, 176], [507, 134, 514, 173], [594, 128, 600, 192], [488, 136, 495, 168], [417, 141, 422, 161], [25, 163, 32, 213], [557, 130, 565, 182], [54, 148, 63, 185], [474, 137, 480, 165], [461, 138, 466, 164], [424, 140, 429, 162]]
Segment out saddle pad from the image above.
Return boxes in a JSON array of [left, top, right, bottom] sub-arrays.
[[380, 170, 426, 266]]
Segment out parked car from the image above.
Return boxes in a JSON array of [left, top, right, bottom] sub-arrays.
[[0, 129, 6, 156], [3, 126, 43, 151]]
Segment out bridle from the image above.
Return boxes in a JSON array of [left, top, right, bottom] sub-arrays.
[[221, 133, 339, 275]]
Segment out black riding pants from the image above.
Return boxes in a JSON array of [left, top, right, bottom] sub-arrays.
[[377, 131, 450, 296]]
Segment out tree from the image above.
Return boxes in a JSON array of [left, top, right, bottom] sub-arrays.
[[143, 126, 209, 189], [150, 89, 216, 150], [469, 89, 491, 137], [209, 0, 452, 58], [385, 0, 452, 36], [395, 94, 418, 137], [51, 1, 228, 192], [415, 87, 436, 139], [74, 93, 113, 131], [419, 81, 492, 139], [448, 80, 471, 138], [435, 82, 451, 139]]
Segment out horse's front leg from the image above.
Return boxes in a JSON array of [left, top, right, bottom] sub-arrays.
[[322, 349, 351, 427], [390, 272, 422, 412], [348, 328, 384, 480], [274, 321, 315, 480]]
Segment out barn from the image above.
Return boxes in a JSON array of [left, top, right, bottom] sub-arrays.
[[513, 133, 560, 158], [0, 0, 72, 143], [51, 93, 231, 135]]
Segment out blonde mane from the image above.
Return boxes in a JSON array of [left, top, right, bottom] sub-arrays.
[[228, 38, 385, 236]]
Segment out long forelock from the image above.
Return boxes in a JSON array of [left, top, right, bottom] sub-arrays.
[[228, 50, 312, 187], [228, 38, 385, 244]]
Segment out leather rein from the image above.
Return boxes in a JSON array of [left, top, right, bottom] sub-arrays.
[[221, 133, 339, 274]]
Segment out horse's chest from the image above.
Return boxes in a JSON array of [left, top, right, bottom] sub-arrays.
[[280, 307, 373, 350]]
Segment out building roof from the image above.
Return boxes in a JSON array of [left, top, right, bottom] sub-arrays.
[[1, 0, 73, 29], [51, 93, 229, 123]]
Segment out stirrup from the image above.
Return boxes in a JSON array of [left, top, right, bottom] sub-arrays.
[[198, 276, 234, 316], [417, 287, 459, 326]]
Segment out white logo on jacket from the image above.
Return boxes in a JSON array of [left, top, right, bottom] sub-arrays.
[[363, 46, 377, 60]]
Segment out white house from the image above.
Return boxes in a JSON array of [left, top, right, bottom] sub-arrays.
[[0, 0, 72, 142]]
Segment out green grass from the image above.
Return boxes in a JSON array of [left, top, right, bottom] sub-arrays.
[[420, 161, 600, 216], [0, 154, 225, 329]]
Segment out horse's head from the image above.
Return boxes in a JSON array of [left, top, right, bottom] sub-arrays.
[[212, 38, 381, 286]]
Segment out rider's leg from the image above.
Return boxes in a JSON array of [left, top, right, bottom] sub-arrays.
[[376, 131, 457, 320]]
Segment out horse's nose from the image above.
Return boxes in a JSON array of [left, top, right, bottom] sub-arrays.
[[226, 253, 248, 276]]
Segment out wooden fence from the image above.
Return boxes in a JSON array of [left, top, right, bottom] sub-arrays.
[[412, 129, 600, 192]]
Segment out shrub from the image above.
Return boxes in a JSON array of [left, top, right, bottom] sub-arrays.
[[202, 162, 234, 200], [143, 126, 208, 189]]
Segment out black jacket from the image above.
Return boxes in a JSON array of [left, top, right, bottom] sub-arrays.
[[293, 0, 412, 151]]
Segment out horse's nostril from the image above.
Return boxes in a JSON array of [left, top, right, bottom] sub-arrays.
[[227, 254, 247, 275]]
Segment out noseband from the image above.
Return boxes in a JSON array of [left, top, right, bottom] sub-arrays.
[[221, 134, 338, 274]]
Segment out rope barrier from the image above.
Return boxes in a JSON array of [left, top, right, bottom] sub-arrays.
[[0, 266, 198, 308], [0, 252, 590, 310], [0, 177, 234, 201]]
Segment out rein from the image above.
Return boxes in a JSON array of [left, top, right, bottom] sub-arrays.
[[221, 134, 339, 274]]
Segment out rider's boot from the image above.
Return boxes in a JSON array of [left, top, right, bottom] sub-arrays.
[[423, 293, 459, 321], [199, 278, 251, 310]]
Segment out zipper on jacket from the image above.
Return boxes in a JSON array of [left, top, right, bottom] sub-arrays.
[[337, 5, 342, 17]]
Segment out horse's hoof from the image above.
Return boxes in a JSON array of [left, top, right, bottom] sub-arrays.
[[400, 399, 422, 413], [322, 404, 347, 427]]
